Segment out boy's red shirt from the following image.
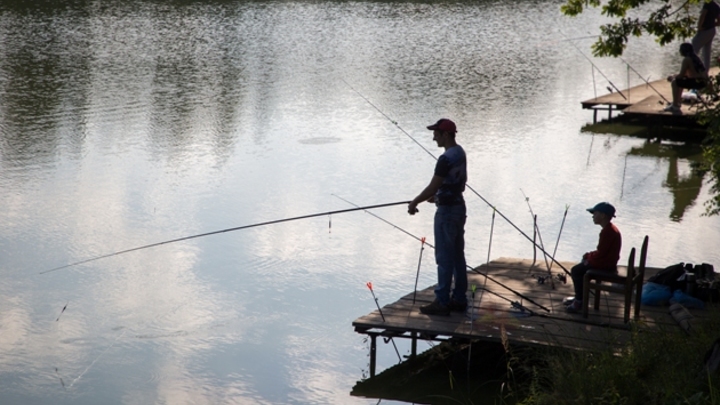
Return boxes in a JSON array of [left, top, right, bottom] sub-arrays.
[[583, 223, 622, 272]]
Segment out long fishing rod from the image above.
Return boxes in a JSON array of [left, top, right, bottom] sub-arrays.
[[619, 57, 670, 104], [331, 194, 551, 313], [333, 194, 640, 330], [332, 198, 638, 328], [561, 32, 627, 100], [342, 81, 569, 274], [41, 201, 410, 275]]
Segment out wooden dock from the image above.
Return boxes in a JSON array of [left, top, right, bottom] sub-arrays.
[[353, 258, 711, 377], [581, 67, 719, 124]]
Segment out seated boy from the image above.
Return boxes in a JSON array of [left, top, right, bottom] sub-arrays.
[[566, 202, 622, 313]]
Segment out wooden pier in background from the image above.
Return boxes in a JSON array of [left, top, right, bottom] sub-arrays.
[[353, 258, 711, 377], [581, 67, 719, 124]]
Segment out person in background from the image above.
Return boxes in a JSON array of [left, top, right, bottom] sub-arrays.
[[565, 202, 622, 313], [408, 118, 468, 316], [693, 0, 720, 71], [664, 43, 708, 113]]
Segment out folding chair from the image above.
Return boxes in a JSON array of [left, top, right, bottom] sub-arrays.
[[582, 235, 649, 323]]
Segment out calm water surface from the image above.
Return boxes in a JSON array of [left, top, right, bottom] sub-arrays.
[[1, 0, 719, 404]]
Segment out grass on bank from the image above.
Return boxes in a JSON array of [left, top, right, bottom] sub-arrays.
[[507, 304, 720, 405], [351, 305, 720, 405]]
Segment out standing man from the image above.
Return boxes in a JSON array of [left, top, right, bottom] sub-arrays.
[[408, 118, 468, 316], [566, 202, 622, 313], [692, 0, 720, 72]]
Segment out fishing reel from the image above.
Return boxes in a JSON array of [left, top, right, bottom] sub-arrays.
[[510, 301, 533, 317], [510, 301, 527, 313], [533, 272, 567, 284]]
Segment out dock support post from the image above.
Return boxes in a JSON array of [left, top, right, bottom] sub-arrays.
[[411, 332, 417, 358], [608, 105, 613, 122], [370, 333, 377, 377], [593, 108, 597, 124]]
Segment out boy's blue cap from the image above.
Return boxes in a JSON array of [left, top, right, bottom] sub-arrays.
[[587, 202, 616, 218]]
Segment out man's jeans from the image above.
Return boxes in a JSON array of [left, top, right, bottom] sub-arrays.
[[433, 204, 467, 306], [693, 27, 716, 75]]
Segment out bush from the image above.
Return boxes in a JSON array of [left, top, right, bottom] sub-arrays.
[[509, 306, 720, 405]]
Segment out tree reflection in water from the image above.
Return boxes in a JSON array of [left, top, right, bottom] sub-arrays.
[[627, 141, 705, 222]]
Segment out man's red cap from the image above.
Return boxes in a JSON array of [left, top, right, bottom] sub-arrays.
[[427, 118, 457, 133]]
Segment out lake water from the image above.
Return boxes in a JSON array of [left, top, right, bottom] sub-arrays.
[[1, 0, 719, 404]]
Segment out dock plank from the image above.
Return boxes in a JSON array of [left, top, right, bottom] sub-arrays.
[[580, 67, 719, 121], [353, 257, 715, 376]]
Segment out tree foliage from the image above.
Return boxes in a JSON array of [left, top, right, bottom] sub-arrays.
[[562, 0, 720, 216], [561, 0, 698, 57]]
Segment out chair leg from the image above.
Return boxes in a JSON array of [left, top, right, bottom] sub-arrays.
[[593, 287, 601, 310], [624, 289, 632, 324], [582, 280, 590, 318], [634, 282, 642, 320]]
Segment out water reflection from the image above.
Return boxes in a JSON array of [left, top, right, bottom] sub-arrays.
[[2, 0, 720, 404], [0, 13, 91, 170], [581, 121, 707, 222], [626, 141, 705, 222]]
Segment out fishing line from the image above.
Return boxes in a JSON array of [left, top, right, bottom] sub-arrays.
[[68, 329, 127, 389], [592, 64, 598, 99], [41, 201, 410, 275], [341, 79, 436, 161], [560, 31, 627, 100], [331, 194, 550, 313], [342, 81, 570, 275]]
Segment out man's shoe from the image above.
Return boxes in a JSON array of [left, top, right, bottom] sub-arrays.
[[562, 296, 576, 306], [448, 300, 467, 312], [663, 103, 680, 113], [565, 300, 583, 314], [420, 299, 450, 316]]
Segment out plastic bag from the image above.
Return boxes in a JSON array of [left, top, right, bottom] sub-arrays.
[[641, 282, 672, 306], [669, 289, 705, 309]]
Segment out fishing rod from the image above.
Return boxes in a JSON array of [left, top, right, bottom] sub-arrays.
[[619, 57, 670, 104], [366, 282, 402, 361], [549, 204, 570, 277], [341, 80, 569, 275], [332, 198, 636, 328], [478, 208, 496, 304], [331, 194, 551, 313], [520, 189, 557, 288], [41, 201, 411, 275], [560, 31, 627, 100], [412, 237, 427, 304]]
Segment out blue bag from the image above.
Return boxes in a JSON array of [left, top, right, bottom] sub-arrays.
[[669, 289, 705, 309], [641, 282, 672, 306]]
